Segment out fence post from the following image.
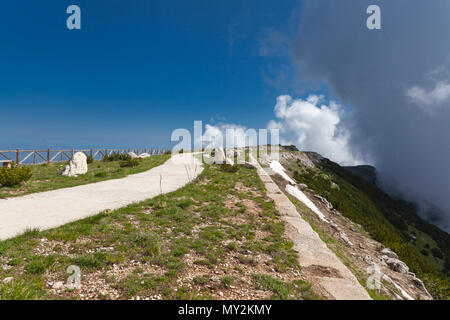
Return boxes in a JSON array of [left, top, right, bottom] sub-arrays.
[[71, 148, 74, 158], [47, 148, 50, 164], [16, 149, 19, 165], [90, 148, 93, 159]]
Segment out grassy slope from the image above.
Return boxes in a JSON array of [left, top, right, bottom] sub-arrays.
[[0, 155, 170, 199], [292, 154, 450, 299], [0, 164, 317, 300]]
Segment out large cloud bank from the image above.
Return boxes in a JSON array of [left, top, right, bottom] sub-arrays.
[[289, 0, 450, 231]]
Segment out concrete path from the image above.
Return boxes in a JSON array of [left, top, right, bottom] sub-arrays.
[[250, 156, 371, 300], [0, 153, 202, 241]]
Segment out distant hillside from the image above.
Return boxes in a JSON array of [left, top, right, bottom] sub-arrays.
[[343, 165, 377, 185]]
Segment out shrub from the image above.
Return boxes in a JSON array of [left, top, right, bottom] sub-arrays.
[[431, 248, 444, 259], [94, 171, 107, 178], [119, 158, 140, 168], [86, 155, 94, 164], [0, 163, 33, 187]]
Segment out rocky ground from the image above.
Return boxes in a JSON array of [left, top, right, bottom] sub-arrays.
[[0, 163, 318, 300]]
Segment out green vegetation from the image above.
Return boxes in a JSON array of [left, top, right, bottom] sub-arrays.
[[0, 162, 316, 300], [0, 154, 169, 199], [0, 163, 32, 187], [293, 155, 450, 299]]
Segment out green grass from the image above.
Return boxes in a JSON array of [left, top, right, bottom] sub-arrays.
[[0, 162, 315, 300], [0, 154, 170, 199]]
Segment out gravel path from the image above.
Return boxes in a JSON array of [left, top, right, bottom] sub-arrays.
[[0, 153, 202, 241], [250, 155, 371, 300]]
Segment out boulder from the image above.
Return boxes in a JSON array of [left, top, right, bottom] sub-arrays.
[[128, 152, 138, 159], [385, 257, 409, 274], [380, 248, 399, 259], [330, 222, 341, 232], [61, 152, 88, 177], [138, 153, 150, 158]]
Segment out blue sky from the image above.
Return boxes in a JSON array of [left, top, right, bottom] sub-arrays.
[[0, 0, 301, 149]]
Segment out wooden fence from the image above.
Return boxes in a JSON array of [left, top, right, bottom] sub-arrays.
[[0, 148, 170, 166]]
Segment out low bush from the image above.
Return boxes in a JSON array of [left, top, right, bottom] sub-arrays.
[[119, 158, 140, 168], [0, 163, 33, 187]]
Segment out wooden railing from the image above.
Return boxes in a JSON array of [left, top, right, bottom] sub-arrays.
[[0, 148, 169, 166]]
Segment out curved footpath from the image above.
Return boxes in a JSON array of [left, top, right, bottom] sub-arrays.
[[250, 155, 371, 300], [0, 153, 202, 241]]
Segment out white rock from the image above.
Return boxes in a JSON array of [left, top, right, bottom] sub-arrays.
[[138, 153, 150, 158], [285, 185, 328, 222], [2, 277, 13, 284], [363, 255, 373, 264], [61, 152, 88, 177], [340, 232, 353, 247], [411, 277, 432, 299]]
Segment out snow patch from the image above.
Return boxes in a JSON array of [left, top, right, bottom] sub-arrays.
[[286, 184, 328, 222], [269, 161, 296, 184]]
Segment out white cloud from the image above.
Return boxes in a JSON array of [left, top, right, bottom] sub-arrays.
[[200, 95, 366, 166], [406, 81, 450, 111], [269, 95, 364, 165]]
